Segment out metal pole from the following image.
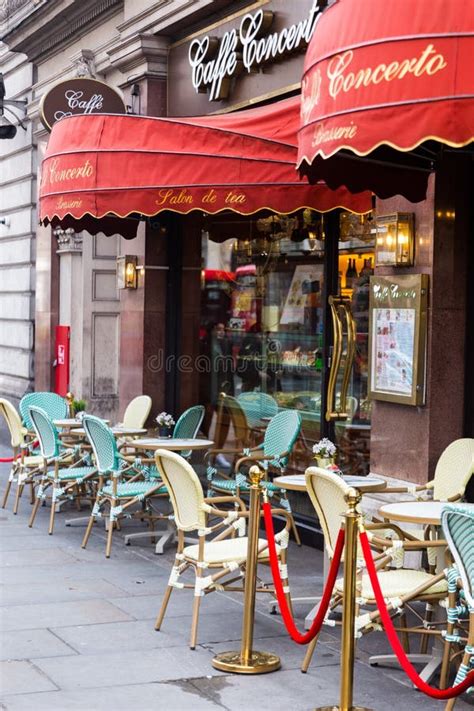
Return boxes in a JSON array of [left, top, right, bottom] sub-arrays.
[[212, 465, 281, 674], [316, 487, 373, 711]]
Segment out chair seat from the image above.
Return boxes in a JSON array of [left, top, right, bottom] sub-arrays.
[[23, 455, 44, 467], [184, 537, 280, 565], [335, 569, 448, 600], [211, 478, 284, 493], [47, 466, 96, 481], [101, 482, 167, 498]]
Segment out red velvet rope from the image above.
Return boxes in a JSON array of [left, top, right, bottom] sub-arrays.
[[0, 457, 15, 462], [262, 501, 345, 644], [359, 529, 474, 699]]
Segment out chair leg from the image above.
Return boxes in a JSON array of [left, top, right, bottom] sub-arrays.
[[2, 472, 13, 508], [155, 585, 174, 631], [301, 633, 320, 673], [399, 612, 410, 653], [28, 491, 43, 527], [13, 483, 24, 515], [105, 504, 115, 558], [81, 514, 96, 548], [289, 512, 302, 546], [190, 589, 203, 650], [48, 487, 58, 535], [29, 481, 35, 505]]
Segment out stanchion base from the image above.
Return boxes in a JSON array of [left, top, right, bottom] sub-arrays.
[[314, 706, 374, 710], [212, 650, 281, 674]]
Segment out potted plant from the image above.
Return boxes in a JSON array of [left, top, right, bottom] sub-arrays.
[[72, 398, 88, 420], [312, 437, 337, 470], [156, 412, 175, 438]]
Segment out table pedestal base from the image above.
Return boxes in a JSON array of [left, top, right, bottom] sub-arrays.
[[369, 650, 442, 683], [124, 519, 176, 554]]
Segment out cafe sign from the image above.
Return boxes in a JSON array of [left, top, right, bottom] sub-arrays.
[[189, 0, 325, 101], [40, 78, 126, 132]]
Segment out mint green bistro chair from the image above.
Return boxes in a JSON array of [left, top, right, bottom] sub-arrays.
[[440, 504, 474, 708], [121, 405, 205, 553], [27, 406, 97, 535], [237, 392, 278, 428], [20, 392, 68, 432], [172, 405, 205, 459], [208, 409, 302, 544], [81, 415, 166, 558]]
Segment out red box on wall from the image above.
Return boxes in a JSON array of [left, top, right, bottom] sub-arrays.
[[54, 325, 70, 396]]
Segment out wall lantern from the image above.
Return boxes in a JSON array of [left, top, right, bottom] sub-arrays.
[[375, 212, 415, 267], [117, 255, 138, 289]]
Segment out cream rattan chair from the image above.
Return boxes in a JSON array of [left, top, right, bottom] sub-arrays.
[[301, 467, 449, 673], [0, 398, 43, 513], [381, 439, 474, 502], [120, 395, 152, 429], [153, 449, 292, 649]]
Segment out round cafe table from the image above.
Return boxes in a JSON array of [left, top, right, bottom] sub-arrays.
[[54, 418, 110, 430], [125, 437, 214, 451], [274, 473, 387, 494], [272, 473, 386, 628], [71, 426, 147, 438]]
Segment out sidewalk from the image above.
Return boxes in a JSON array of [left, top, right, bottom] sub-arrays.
[[0, 453, 471, 711]]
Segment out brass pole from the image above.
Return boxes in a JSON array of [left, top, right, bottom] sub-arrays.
[[212, 465, 281, 674], [66, 392, 75, 418], [316, 487, 373, 711]]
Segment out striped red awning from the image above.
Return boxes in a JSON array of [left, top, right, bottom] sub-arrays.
[[39, 95, 371, 237], [297, 0, 474, 201]]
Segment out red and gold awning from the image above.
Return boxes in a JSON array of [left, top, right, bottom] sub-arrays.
[[297, 0, 474, 201], [39, 95, 371, 237]]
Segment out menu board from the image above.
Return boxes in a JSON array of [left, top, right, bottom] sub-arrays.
[[368, 275, 428, 406], [280, 265, 323, 325]]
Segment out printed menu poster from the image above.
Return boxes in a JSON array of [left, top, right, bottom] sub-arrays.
[[372, 308, 415, 394], [280, 265, 323, 325]]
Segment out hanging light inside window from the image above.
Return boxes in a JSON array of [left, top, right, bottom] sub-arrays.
[[375, 213, 415, 267]]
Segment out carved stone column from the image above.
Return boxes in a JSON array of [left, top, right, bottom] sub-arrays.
[[54, 227, 84, 398]]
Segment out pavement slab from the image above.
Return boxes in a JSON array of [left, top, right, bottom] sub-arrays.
[[0, 660, 58, 696], [0, 629, 76, 662], [0, 599, 133, 632]]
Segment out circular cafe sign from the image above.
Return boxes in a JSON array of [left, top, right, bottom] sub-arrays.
[[40, 77, 126, 132]]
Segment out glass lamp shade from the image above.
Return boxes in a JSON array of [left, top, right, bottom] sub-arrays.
[[375, 213, 414, 267], [117, 255, 138, 289]]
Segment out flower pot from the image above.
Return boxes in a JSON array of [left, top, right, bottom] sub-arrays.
[[158, 426, 172, 438], [314, 456, 335, 469]]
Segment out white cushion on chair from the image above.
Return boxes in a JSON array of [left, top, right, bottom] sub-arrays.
[[184, 537, 280, 565], [335, 568, 447, 601]]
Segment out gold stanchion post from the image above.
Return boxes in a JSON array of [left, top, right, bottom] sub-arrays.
[[66, 392, 75, 418], [316, 487, 373, 711], [212, 465, 281, 674]]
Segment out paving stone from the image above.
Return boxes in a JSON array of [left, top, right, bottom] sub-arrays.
[[0, 548, 78, 568], [51, 619, 188, 654], [0, 600, 132, 632], [0, 629, 76, 661], [0, 660, 57, 696], [0, 680, 222, 710], [34, 647, 219, 690], [109, 589, 241, 620], [0, 535, 61, 552], [0, 579, 128, 607]]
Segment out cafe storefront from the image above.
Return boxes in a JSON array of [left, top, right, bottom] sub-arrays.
[[39, 0, 386, 494]]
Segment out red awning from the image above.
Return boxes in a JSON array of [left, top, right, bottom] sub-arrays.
[[297, 0, 474, 201], [39, 95, 371, 237]]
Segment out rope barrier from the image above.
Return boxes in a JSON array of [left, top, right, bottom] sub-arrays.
[[262, 501, 345, 644], [0, 456, 15, 462], [359, 529, 474, 699]]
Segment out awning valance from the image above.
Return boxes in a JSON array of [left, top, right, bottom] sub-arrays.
[[297, 0, 474, 201], [39, 95, 371, 237]]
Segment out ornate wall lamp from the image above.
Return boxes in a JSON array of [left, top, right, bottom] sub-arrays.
[[375, 212, 415, 267]]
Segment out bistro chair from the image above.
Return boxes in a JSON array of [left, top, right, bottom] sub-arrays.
[[237, 391, 278, 428], [81, 414, 165, 557], [208, 409, 302, 545], [301, 467, 449, 673], [0, 398, 43, 513], [172, 404, 205, 459], [205, 394, 253, 475], [380, 439, 474, 503], [19, 392, 68, 432], [440, 503, 474, 709], [120, 395, 152, 429], [27, 406, 98, 534], [153, 448, 292, 649]]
